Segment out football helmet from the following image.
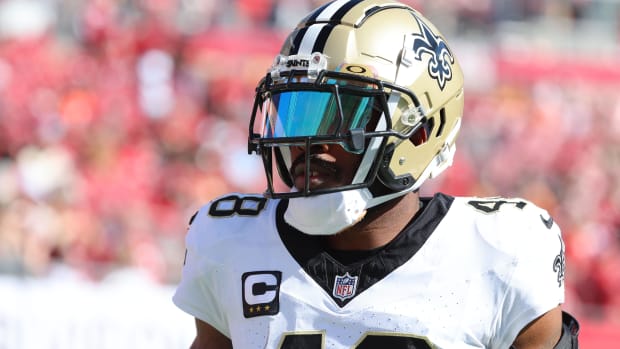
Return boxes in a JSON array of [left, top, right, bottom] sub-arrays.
[[249, 0, 464, 206]]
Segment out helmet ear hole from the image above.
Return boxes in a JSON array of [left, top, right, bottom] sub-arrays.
[[435, 108, 446, 137], [410, 123, 429, 146]]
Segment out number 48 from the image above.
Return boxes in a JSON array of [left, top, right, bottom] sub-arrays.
[[467, 198, 527, 213]]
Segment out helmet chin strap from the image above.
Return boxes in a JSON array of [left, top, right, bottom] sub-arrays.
[[283, 186, 414, 236], [284, 188, 372, 236], [366, 186, 414, 209]]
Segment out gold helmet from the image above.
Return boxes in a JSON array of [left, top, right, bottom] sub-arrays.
[[249, 0, 464, 202]]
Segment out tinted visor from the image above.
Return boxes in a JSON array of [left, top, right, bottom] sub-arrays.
[[253, 79, 386, 153], [265, 90, 380, 136]]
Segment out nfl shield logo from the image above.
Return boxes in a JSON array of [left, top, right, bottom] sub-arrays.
[[333, 272, 358, 301]]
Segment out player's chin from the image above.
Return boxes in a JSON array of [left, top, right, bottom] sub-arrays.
[[293, 175, 340, 192]]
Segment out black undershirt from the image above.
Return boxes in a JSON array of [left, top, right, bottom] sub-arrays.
[[323, 199, 427, 266]]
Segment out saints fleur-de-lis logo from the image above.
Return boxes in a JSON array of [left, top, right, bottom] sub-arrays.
[[553, 236, 566, 287], [410, 15, 455, 90]]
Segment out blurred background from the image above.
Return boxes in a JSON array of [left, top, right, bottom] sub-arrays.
[[0, 0, 618, 347]]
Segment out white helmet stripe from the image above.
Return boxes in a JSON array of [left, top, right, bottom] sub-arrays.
[[298, 23, 328, 55], [316, 0, 355, 21], [292, 0, 366, 55]]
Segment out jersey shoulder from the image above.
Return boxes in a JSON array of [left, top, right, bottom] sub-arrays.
[[452, 195, 558, 230], [175, 193, 277, 334], [185, 193, 279, 254], [448, 195, 562, 252]]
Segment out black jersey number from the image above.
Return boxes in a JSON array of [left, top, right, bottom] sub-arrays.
[[279, 332, 433, 349], [208, 195, 267, 217], [467, 198, 527, 213]]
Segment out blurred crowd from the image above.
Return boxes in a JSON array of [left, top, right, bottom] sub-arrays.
[[0, 0, 619, 326]]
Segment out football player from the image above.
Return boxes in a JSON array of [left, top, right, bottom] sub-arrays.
[[173, 0, 579, 348]]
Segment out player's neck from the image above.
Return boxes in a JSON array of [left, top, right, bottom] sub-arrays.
[[324, 192, 421, 251]]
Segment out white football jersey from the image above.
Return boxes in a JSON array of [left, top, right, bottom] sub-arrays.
[[173, 193, 566, 349]]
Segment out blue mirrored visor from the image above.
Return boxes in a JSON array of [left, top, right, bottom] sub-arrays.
[[260, 89, 382, 139]]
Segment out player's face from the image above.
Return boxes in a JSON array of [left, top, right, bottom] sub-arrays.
[[289, 144, 362, 191]]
